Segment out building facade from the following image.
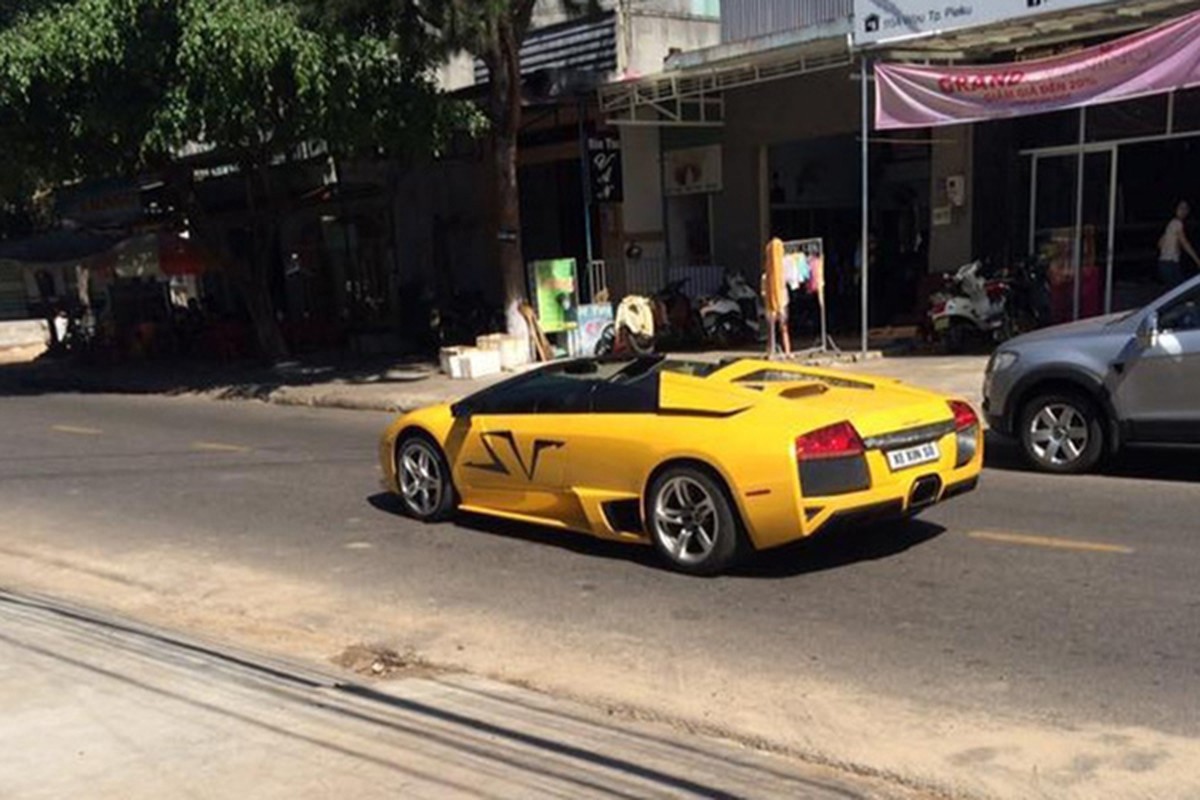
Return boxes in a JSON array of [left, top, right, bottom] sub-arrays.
[[602, 0, 1200, 331]]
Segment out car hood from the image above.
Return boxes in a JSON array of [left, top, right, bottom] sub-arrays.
[[1007, 312, 1133, 346]]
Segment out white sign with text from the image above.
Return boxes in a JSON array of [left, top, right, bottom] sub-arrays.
[[854, 0, 1113, 45]]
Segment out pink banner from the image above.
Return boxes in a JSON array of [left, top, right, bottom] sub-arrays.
[[875, 10, 1200, 130]]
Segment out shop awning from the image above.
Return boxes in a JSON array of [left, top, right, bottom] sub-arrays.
[[875, 8, 1200, 129], [598, 22, 852, 127]]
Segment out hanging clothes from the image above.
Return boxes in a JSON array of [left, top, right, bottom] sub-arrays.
[[807, 253, 825, 303]]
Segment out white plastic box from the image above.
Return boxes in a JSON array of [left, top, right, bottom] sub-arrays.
[[476, 333, 529, 370], [448, 348, 502, 379], [439, 346, 466, 375]]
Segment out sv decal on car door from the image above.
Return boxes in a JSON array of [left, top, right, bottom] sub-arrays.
[[465, 431, 565, 481]]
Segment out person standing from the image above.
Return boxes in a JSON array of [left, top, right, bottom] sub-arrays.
[[1158, 200, 1199, 288]]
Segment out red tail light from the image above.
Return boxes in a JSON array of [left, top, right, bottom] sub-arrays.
[[949, 400, 979, 431], [796, 422, 865, 461], [950, 401, 980, 468]]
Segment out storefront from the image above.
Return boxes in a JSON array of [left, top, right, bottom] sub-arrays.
[[600, 0, 1200, 350], [1014, 93, 1200, 320], [867, 0, 1200, 325]]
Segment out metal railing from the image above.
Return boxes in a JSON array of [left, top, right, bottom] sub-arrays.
[[619, 258, 727, 300]]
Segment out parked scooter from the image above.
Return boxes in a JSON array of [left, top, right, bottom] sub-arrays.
[[596, 294, 656, 356], [928, 260, 1013, 353], [651, 277, 702, 347], [1005, 254, 1052, 335], [699, 271, 765, 347]]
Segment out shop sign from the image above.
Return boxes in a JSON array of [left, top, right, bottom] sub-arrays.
[[530, 258, 578, 334], [663, 145, 722, 196], [855, 0, 1112, 45], [876, 9, 1200, 129], [588, 135, 623, 203]]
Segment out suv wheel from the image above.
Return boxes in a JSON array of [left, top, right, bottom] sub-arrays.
[[1018, 391, 1105, 474]]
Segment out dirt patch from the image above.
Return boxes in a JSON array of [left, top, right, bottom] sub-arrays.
[[333, 643, 442, 679]]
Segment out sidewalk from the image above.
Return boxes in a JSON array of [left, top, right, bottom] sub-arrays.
[[0, 589, 913, 800], [0, 350, 989, 413]]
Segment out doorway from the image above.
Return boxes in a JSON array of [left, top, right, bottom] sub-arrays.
[[1028, 145, 1116, 323]]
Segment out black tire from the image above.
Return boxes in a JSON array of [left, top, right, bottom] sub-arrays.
[[1018, 391, 1105, 475], [944, 320, 971, 354], [394, 432, 457, 521], [646, 465, 743, 576], [628, 330, 654, 355], [594, 324, 615, 356]]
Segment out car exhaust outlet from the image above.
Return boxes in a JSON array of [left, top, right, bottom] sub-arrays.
[[909, 475, 942, 509]]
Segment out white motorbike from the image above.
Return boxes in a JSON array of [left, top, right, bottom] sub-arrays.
[[699, 272, 765, 347], [928, 260, 1013, 353]]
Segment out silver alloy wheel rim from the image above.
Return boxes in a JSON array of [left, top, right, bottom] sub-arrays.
[[1028, 403, 1090, 467], [399, 440, 443, 517], [653, 476, 719, 566]]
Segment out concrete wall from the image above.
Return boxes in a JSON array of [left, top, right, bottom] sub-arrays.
[[436, 53, 476, 93], [928, 125, 974, 272], [712, 68, 861, 271], [621, 9, 721, 78], [615, 121, 667, 298]]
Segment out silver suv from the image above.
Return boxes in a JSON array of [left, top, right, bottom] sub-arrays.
[[984, 275, 1200, 473]]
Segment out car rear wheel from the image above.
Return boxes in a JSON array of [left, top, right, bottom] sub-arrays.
[[1018, 392, 1104, 474], [395, 433, 457, 521], [647, 466, 741, 576]]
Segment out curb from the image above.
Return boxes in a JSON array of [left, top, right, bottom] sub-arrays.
[[5, 349, 893, 415]]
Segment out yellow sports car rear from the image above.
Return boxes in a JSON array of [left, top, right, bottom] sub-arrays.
[[380, 356, 982, 574]]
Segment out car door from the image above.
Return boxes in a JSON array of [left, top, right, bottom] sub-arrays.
[[1112, 283, 1200, 443], [451, 365, 594, 520]]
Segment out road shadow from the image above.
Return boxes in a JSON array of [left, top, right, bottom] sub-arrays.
[[983, 430, 1200, 483], [733, 518, 946, 579], [368, 493, 945, 579], [0, 353, 438, 400], [367, 492, 662, 570]]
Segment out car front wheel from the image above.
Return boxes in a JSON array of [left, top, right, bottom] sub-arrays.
[[395, 433, 457, 521], [1018, 392, 1105, 474], [647, 466, 742, 575]]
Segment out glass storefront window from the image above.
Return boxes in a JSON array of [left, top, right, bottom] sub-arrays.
[[1086, 95, 1168, 142], [1110, 138, 1200, 310], [1170, 87, 1200, 133], [1016, 109, 1080, 150]]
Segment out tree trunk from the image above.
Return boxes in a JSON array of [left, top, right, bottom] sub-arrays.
[[245, 165, 290, 363], [488, 18, 528, 334]]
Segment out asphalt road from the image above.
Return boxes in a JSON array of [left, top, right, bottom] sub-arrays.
[[1, 391, 1198, 791]]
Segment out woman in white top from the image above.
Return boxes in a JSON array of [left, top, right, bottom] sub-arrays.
[[1158, 200, 1199, 288]]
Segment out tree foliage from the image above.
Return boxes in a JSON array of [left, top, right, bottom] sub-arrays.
[[0, 0, 461, 182], [0, 0, 466, 357]]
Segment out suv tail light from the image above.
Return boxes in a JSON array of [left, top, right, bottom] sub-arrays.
[[796, 422, 870, 497], [949, 400, 980, 467], [795, 422, 865, 461]]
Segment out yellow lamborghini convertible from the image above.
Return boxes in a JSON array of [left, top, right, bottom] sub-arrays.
[[379, 356, 982, 575]]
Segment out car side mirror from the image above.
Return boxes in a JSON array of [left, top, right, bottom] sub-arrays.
[[450, 401, 472, 419], [1136, 312, 1159, 348]]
